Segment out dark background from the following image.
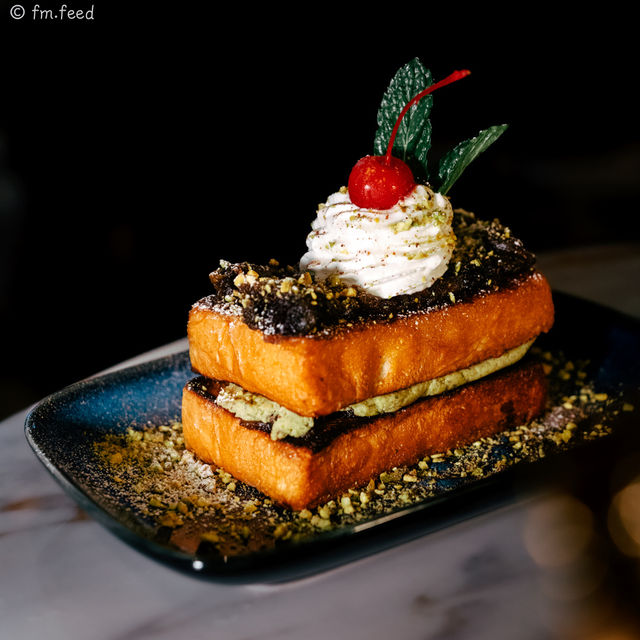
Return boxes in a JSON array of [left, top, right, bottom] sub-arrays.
[[1, 5, 639, 419]]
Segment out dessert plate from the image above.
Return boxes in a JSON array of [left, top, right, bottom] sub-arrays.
[[24, 293, 640, 584]]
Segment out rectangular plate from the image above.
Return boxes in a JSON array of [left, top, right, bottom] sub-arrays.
[[24, 293, 640, 583]]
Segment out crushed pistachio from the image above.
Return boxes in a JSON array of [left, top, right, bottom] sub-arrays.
[[340, 496, 355, 514], [245, 270, 258, 285], [233, 272, 246, 287]]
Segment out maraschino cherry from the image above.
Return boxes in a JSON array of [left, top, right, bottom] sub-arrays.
[[348, 69, 471, 210]]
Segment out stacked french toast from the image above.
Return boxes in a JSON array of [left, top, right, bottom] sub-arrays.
[[181, 60, 554, 510]]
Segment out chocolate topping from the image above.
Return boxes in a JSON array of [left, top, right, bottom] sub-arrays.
[[195, 210, 536, 338]]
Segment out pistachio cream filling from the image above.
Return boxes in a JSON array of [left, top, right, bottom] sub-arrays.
[[215, 384, 314, 442], [350, 340, 534, 417], [215, 340, 534, 441]]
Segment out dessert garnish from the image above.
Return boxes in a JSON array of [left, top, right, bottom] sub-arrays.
[[368, 59, 508, 199], [300, 59, 509, 299], [347, 69, 470, 210]]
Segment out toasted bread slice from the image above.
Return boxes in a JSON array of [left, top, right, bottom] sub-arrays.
[[181, 361, 548, 511], [188, 271, 553, 417]]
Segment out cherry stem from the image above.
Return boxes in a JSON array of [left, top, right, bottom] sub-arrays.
[[384, 69, 471, 165]]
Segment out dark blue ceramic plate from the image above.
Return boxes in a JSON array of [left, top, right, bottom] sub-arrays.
[[24, 293, 640, 584]]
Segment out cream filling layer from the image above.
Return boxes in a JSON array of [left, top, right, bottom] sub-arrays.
[[215, 340, 534, 441]]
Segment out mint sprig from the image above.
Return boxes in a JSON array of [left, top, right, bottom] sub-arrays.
[[436, 124, 508, 194], [373, 59, 507, 194], [373, 58, 433, 182]]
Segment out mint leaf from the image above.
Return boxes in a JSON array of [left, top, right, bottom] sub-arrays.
[[436, 124, 508, 194], [373, 58, 433, 181]]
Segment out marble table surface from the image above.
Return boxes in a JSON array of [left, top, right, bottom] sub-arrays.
[[2, 244, 640, 640]]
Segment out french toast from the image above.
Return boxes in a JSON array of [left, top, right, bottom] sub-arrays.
[[182, 361, 548, 510], [188, 211, 554, 417]]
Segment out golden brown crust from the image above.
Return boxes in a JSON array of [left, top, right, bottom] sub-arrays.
[[181, 362, 548, 511], [187, 271, 554, 417]]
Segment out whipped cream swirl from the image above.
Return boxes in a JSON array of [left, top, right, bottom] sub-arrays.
[[300, 184, 456, 298]]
